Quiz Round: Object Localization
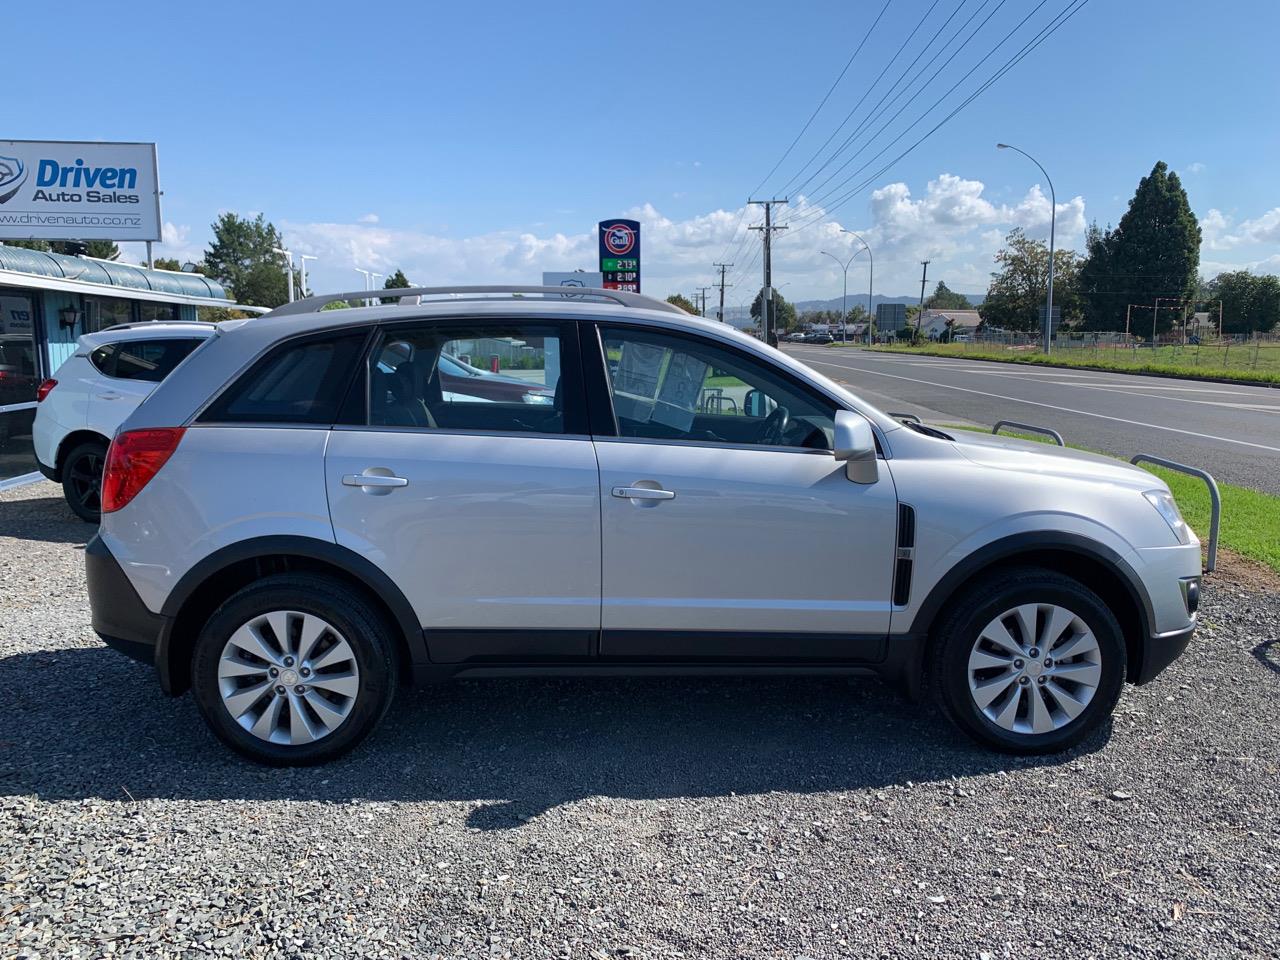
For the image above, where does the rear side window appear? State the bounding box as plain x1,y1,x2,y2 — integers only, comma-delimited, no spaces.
200,332,366,424
90,338,204,383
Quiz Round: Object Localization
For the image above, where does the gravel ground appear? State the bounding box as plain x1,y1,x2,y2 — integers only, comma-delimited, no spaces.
2,480,1278,959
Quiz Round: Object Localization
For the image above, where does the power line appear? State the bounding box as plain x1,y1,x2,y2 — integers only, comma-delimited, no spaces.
782,0,1091,237
750,0,895,198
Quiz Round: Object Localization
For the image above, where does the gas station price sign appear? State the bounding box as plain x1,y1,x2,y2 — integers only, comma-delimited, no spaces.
598,219,641,292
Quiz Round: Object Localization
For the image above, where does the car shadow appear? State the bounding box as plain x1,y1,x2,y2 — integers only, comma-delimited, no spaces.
0,492,94,545
0,645,1111,828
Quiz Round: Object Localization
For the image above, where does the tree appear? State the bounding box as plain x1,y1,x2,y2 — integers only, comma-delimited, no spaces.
666,293,697,314
1078,162,1201,332
925,281,972,310
979,228,1082,333
202,212,295,308
151,257,182,272
381,268,411,304
4,239,51,251
1206,271,1280,335
749,288,797,332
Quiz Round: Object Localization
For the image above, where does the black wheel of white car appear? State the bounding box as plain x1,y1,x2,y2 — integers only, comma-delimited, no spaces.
62,439,107,523
931,568,1126,754
191,574,399,765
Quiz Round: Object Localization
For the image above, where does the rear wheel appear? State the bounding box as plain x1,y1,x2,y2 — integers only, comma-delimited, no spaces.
930,568,1126,754
61,440,107,523
190,573,399,765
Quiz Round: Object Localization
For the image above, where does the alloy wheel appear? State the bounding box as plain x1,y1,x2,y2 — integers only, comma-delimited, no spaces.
68,450,103,512
216,610,361,745
966,603,1102,735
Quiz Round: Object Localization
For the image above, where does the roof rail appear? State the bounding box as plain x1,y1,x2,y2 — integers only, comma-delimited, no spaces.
100,320,219,332
266,285,688,318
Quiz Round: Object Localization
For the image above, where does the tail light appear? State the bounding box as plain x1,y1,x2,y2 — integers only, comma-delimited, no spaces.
101,428,186,513
36,379,58,402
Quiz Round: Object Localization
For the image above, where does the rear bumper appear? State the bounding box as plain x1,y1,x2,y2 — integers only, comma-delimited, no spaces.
1133,622,1195,685
85,533,166,666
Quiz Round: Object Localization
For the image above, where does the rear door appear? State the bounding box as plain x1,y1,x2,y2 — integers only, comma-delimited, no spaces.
324,318,602,663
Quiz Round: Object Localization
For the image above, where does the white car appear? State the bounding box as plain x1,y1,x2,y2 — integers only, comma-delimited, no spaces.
84,286,1201,764
34,322,214,521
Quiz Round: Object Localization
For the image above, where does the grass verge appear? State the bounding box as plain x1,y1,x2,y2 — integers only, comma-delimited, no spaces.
843,342,1280,386
942,424,1280,573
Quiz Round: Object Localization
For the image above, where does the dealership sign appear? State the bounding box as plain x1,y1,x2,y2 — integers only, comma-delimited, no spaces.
0,140,162,242
598,218,640,293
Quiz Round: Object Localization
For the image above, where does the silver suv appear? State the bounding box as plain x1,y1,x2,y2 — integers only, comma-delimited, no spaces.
85,287,1201,764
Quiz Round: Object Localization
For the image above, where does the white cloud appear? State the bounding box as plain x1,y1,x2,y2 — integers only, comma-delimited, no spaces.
358,213,379,224
1187,161,1206,174
1200,207,1280,251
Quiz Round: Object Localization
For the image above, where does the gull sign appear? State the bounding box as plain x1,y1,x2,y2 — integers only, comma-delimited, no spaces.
0,140,162,242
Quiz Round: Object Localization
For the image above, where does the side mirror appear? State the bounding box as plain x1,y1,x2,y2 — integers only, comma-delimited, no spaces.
833,410,878,484
743,389,776,419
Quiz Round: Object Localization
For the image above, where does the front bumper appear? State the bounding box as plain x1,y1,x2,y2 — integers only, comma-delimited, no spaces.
85,534,166,666
1134,622,1195,684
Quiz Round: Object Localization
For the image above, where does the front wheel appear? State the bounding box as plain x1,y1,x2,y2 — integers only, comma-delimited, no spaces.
190,573,399,765
930,568,1126,754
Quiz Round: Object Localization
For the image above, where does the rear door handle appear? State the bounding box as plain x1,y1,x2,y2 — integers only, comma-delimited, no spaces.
97,392,122,400
612,485,676,501
342,473,409,488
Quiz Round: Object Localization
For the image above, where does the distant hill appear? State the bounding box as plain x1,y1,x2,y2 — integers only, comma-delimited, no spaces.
791,293,985,313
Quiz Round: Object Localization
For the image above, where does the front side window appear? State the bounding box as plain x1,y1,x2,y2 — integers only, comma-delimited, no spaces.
368,323,574,435
598,326,835,450
90,338,204,383
201,331,366,424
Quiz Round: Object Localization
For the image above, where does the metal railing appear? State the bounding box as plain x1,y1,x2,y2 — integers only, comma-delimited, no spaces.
1130,455,1221,573
268,285,686,317
992,420,1065,446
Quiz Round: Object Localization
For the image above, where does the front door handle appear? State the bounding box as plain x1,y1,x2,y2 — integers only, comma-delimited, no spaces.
342,472,409,489
612,485,676,501
97,392,122,400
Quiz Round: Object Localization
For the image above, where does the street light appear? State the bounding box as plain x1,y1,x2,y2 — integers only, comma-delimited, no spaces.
298,255,317,299
272,246,295,303
997,142,1056,354
840,229,874,346
355,267,372,307
820,250,857,343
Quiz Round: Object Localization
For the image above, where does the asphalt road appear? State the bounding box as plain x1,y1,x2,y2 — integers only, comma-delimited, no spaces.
786,346,1280,494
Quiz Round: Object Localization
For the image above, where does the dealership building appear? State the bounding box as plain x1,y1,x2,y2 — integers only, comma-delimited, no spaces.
0,245,238,485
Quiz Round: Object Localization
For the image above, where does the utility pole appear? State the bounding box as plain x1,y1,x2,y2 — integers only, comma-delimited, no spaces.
696,286,712,317
749,198,788,344
298,255,317,299
914,260,930,337
713,262,733,322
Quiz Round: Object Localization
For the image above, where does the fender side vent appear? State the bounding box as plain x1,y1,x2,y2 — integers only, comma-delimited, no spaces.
893,504,916,606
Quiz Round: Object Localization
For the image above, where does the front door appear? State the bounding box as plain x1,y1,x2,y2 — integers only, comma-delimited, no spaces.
592,323,898,661
325,319,601,663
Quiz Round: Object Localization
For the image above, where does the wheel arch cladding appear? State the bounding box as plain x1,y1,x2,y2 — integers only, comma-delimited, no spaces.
910,533,1152,685
157,536,423,695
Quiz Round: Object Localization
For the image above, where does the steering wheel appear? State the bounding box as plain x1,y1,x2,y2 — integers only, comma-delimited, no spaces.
760,405,791,445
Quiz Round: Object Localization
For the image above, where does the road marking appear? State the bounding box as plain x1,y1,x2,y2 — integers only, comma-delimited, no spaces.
796,349,1280,412
801,355,1280,454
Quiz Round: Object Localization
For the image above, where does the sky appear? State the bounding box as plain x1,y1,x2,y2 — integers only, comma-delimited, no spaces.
5,0,1279,307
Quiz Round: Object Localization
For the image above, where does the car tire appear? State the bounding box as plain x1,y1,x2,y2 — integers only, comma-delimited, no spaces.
190,573,400,765
61,439,108,523
929,567,1126,755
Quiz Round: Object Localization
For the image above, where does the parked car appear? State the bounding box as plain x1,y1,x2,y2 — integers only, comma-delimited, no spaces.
437,352,554,404
808,331,835,344
34,322,214,521
85,287,1201,764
